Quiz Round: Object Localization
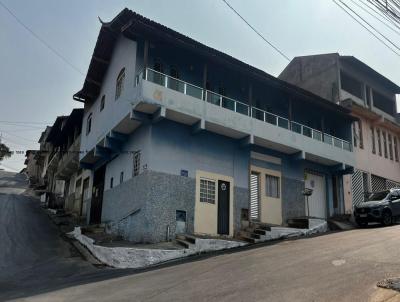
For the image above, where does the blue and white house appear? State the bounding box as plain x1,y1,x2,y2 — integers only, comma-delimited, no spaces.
74,9,355,243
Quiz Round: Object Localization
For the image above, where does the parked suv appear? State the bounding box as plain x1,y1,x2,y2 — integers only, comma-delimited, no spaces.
354,189,400,227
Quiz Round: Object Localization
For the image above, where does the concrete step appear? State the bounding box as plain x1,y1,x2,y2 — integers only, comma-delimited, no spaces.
175,238,192,249
237,235,258,244
176,234,196,244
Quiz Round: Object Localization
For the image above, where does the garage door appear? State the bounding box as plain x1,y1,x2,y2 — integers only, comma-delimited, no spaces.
305,172,326,218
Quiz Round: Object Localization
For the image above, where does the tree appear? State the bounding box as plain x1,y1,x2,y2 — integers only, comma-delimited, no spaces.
0,143,11,162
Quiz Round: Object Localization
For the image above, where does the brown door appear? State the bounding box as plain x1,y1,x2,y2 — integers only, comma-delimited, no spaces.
90,165,106,224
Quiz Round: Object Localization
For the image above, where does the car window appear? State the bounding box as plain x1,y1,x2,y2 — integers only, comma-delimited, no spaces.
366,191,389,201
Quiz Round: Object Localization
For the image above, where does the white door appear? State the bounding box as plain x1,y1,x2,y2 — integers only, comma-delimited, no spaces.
305,172,326,218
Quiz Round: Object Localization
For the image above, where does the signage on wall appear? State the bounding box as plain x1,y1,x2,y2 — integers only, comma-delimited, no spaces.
180,170,188,177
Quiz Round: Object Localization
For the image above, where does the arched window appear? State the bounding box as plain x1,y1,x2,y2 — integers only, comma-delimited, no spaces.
115,68,125,100
86,113,92,135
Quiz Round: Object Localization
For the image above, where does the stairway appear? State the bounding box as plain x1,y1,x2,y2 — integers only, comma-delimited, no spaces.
238,222,274,243
175,234,196,248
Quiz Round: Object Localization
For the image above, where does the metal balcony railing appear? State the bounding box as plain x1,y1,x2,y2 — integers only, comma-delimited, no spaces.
142,68,352,152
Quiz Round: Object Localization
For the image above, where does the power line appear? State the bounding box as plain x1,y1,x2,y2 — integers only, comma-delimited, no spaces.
0,0,84,76
339,0,400,51
1,130,38,143
352,0,400,35
221,0,290,61
0,120,49,125
332,0,400,57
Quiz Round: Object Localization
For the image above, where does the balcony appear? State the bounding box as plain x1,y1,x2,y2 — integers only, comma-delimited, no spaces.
56,136,81,179
134,68,355,167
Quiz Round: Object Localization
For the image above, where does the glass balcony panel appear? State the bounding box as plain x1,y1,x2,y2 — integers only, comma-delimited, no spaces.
323,134,333,145
186,84,203,99
265,112,277,125
147,69,165,86
252,108,264,121
334,137,342,148
236,102,249,116
206,91,221,106
343,141,351,151
167,77,185,93
291,122,302,134
313,130,322,141
222,97,235,111
303,126,312,138
278,117,289,129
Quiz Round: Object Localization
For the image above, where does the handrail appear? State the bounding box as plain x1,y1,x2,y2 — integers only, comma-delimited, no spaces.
142,68,352,152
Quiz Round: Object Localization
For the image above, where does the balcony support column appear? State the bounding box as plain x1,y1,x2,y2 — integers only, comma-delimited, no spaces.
202,63,208,100
143,40,149,78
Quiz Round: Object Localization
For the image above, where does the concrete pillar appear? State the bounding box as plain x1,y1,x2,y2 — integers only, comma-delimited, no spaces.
202,63,208,100
143,40,149,77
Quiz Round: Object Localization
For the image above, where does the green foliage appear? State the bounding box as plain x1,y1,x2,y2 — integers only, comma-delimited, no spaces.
0,143,11,162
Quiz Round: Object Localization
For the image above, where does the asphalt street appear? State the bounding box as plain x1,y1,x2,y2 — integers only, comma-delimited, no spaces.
2,171,400,301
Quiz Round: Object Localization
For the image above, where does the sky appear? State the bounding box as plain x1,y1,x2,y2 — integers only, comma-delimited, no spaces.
0,0,399,171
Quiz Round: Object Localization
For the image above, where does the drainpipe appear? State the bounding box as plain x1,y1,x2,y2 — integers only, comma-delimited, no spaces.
143,40,149,79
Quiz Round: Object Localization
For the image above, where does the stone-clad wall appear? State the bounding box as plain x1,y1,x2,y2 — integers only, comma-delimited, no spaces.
102,170,249,243
281,177,305,224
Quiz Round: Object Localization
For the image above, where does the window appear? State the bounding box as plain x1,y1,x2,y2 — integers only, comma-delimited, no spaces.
389,134,393,160
377,129,382,156
200,178,216,204
100,95,105,111
265,174,280,198
365,85,371,107
110,177,114,189
115,68,125,100
394,137,399,162
133,151,141,177
373,90,395,116
353,120,363,149
120,171,124,184
86,113,92,135
383,131,388,158
371,126,376,154
340,71,363,99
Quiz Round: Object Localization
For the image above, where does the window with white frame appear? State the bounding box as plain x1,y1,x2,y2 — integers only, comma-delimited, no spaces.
265,174,280,198
115,68,125,100
200,178,216,204
133,151,141,177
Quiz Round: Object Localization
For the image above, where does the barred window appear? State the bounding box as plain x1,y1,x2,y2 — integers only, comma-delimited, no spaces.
133,151,141,177
371,126,376,154
266,174,280,198
377,129,382,156
383,131,388,158
115,68,125,100
395,137,399,162
389,134,393,160
200,178,216,204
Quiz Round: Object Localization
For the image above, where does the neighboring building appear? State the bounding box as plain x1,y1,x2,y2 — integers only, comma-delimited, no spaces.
39,109,90,214
73,9,355,243
33,126,52,192
279,53,400,213
24,150,39,186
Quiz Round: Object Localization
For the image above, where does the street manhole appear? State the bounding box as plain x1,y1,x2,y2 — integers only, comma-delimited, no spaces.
377,278,400,292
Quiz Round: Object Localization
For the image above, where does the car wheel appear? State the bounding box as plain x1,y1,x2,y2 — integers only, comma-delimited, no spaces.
382,211,392,226
356,221,368,228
